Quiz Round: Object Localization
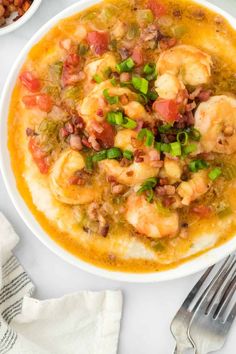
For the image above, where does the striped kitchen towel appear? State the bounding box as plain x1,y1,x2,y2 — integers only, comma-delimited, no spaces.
0,213,122,354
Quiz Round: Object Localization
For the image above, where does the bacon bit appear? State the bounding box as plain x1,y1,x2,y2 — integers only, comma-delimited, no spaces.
99,224,110,237
192,205,212,217
162,197,176,207
176,89,189,105
134,149,144,162
60,39,72,51
68,175,86,185
159,37,177,51
198,90,212,102
131,46,144,66
71,115,85,130
59,127,70,138
111,184,124,195
26,127,35,137
90,121,104,134
120,72,131,82
118,47,130,60
107,175,117,183
141,24,160,41
156,185,176,196
69,135,82,150
88,135,101,151
62,53,81,87
159,178,169,186
81,136,92,148
64,122,74,134
186,101,197,112
120,158,131,167
134,119,144,133
96,108,104,117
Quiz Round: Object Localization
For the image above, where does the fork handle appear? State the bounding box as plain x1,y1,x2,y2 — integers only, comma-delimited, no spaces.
173,345,194,354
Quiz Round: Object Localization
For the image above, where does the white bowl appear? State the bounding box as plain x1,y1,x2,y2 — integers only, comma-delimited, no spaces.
0,0,236,282
0,0,42,36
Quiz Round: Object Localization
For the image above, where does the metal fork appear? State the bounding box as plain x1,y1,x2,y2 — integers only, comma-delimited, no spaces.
171,255,236,354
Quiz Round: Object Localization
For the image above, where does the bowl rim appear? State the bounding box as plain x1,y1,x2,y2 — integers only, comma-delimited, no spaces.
1,0,236,283
0,0,42,36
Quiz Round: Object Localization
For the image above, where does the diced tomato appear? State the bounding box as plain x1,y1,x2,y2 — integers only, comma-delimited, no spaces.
22,94,53,113
153,99,179,122
87,31,109,55
19,71,41,92
147,0,166,18
62,53,81,87
28,138,50,174
131,46,144,67
192,205,212,217
93,121,115,148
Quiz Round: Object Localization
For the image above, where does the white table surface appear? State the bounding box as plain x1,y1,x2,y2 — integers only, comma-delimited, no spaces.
0,0,235,353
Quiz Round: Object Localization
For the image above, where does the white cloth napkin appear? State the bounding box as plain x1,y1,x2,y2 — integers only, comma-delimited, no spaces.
0,212,122,354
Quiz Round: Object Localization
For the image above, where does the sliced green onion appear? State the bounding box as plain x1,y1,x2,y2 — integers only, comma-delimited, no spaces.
208,167,222,181
154,142,171,153
158,124,173,133
137,128,154,147
189,128,201,141
107,111,119,125
170,142,182,156
85,156,93,172
137,177,158,202
103,67,112,79
147,90,158,101
123,150,133,160
177,131,189,146
116,58,135,73
137,93,148,104
110,77,117,86
122,117,137,129
127,22,140,40
143,63,155,75
93,74,103,83
188,159,209,173
92,150,107,162
107,147,122,159
136,9,154,25
77,43,89,56
183,144,197,155
132,76,149,94
103,89,119,105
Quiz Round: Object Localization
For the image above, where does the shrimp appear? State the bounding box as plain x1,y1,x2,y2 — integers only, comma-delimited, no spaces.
177,170,211,206
49,149,101,205
194,95,236,154
79,80,137,125
155,73,185,99
114,129,137,152
125,193,179,239
160,157,183,183
157,45,213,86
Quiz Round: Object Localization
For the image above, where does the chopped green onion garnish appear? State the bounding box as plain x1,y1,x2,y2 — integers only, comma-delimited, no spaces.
103,89,119,105
116,58,135,73
208,167,222,181
183,144,197,155
147,90,158,101
92,150,107,162
188,159,209,173
107,111,121,125
85,156,93,171
93,74,103,83
132,76,149,94
138,93,148,104
122,117,137,129
189,128,201,141
143,63,155,75
170,142,182,156
107,147,122,159
177,131,189,146
154,142,171,153
123,150,133,160
158,124,173,133
137,128,154,147
110,77,117,86
137,177,158,202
